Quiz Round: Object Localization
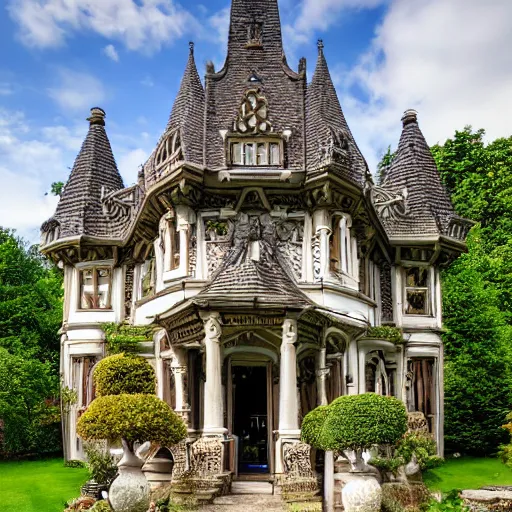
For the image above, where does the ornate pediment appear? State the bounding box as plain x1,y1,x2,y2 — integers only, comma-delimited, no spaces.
233,89,272,134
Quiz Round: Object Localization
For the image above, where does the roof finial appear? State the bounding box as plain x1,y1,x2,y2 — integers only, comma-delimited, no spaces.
189,41,195,55
317,39,324,54
87,107,106,127
402,109,418,127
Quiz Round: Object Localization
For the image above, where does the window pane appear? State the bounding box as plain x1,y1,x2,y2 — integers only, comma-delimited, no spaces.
245,143,256,165
257,143,268,165
405,289,428,315
270,143,280,165
80,269,95,309
97,269,111,309
171,228,181,271
232,143,243,164
406,267,428,287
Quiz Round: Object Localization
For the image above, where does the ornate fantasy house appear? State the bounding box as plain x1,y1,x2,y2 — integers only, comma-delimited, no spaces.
41,0,471,491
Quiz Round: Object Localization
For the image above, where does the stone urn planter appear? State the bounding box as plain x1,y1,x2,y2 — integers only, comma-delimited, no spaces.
109,440,151,512
340,450,382,512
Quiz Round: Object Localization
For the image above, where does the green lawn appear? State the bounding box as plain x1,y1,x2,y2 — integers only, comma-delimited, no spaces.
424,457,512,492
0,458,89,512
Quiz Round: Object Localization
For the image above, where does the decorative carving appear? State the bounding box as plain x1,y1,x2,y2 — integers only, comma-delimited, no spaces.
246,18,263,47
407,412,430,435
207,241,231,277
276,219,303,281
204,313,222,342
380,262,393,323
318,129,349,165
124,265,134,319
189,438,223,476
283,442,315,478
234,89,272,134
170,441,187,480
305,183,354,210
155,129,183,174
370,185,408,221
283,318,298,345
312,233,321,280
101,185,140,224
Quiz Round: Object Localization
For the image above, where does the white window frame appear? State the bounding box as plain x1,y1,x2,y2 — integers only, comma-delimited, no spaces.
228,138,283,167
403,266,431,317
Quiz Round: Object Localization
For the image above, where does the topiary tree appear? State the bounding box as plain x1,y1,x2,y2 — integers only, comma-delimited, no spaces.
93,353,156,397
320,394,407,452
77,353,187,512
77,394,187,452
301,405,330,450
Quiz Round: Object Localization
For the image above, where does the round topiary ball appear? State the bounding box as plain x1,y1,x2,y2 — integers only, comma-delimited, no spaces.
320,393,407,451
94,354,156,397
77,394,188,448
301,405,331,450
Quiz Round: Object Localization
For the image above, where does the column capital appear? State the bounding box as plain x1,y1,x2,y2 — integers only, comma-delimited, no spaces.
282,317,298,346
200,311,222,342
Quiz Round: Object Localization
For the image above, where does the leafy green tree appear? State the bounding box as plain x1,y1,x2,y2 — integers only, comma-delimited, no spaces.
377,145,395,185
49,181,65,197
0,348,60,456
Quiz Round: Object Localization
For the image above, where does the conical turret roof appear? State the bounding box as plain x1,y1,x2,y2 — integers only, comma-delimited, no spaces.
380,110,456,237
144,42,205,187
47,108,124,240
306,41,369,185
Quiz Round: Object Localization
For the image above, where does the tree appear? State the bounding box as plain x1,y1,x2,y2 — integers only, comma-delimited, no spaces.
0,348,60,456
77,354,187,454
49,181,65,197
377,146,395,185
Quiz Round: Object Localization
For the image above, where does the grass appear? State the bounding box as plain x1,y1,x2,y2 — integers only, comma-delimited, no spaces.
424,457,512,492
0,458,89,512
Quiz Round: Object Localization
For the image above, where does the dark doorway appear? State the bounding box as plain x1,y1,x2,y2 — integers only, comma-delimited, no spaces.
232,365,269,474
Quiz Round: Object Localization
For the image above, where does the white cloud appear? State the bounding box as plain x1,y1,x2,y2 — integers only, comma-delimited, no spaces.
117,148,148,186
335,0,512,172
47,69,106,112
0,83,14,96
8,0,199,53
103,44,119,62
284,0,386,47
0,109,71,240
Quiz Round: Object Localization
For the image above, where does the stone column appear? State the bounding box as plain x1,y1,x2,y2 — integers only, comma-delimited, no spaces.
316,347,329,406
170,347,190,426
318,341,334,512
313,209,332,281
279,318,299,431
201,312,225,435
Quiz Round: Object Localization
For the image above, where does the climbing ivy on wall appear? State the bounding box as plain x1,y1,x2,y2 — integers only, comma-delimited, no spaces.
102,323,156,355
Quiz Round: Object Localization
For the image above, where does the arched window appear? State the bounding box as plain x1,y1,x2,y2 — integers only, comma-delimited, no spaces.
155,129,182,169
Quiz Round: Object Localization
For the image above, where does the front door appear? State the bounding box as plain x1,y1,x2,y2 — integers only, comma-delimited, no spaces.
232,365,269,474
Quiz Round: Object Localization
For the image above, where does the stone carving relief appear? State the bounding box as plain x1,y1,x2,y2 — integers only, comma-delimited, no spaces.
189,437,223,477
370,185,408,221
319,128,350,165
283,442,315,478
124,265,134,319
275,219,304,281
101,185,140,225
170,441,188,480
312,233,322,280
407,411,430,435
233,89,272,134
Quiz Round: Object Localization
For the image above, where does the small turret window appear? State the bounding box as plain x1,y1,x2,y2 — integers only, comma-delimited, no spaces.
230,140,281,166
404,267,429,315
79,267,112,310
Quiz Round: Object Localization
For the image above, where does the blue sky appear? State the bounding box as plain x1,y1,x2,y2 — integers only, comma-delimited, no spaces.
1,0,511,242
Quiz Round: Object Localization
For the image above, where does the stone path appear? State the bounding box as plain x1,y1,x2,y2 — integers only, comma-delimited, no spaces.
199,482,286,512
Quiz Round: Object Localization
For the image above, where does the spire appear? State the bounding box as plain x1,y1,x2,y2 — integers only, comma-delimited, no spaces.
227,0,283,58
50,108,124,239
306,40,368,185
381,110,455,236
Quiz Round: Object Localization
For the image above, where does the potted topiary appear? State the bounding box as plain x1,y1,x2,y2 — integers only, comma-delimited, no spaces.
302,393,408,512
77,354,187,512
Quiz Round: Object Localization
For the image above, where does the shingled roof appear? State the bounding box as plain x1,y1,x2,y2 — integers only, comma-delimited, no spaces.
204,0,306,171
380,110,456,237
306,41,369,185
144,42,205,187
195,243,311,309
44,108,124,240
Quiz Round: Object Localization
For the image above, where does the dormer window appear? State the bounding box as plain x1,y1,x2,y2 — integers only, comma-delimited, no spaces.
404,267,429,315
230,140,282,166
155,129,182,169
79,267,112,310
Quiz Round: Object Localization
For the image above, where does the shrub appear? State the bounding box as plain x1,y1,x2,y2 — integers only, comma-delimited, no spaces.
381,482,431,512
77,394,187,450
84,442,117,486
301,405,330,450
93,354,156,397
366,326,404,345
102,323,155,355
320,393,407,452
90,501,112,511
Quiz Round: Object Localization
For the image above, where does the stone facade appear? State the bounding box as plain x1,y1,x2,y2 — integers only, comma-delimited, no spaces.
40,0,470,500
